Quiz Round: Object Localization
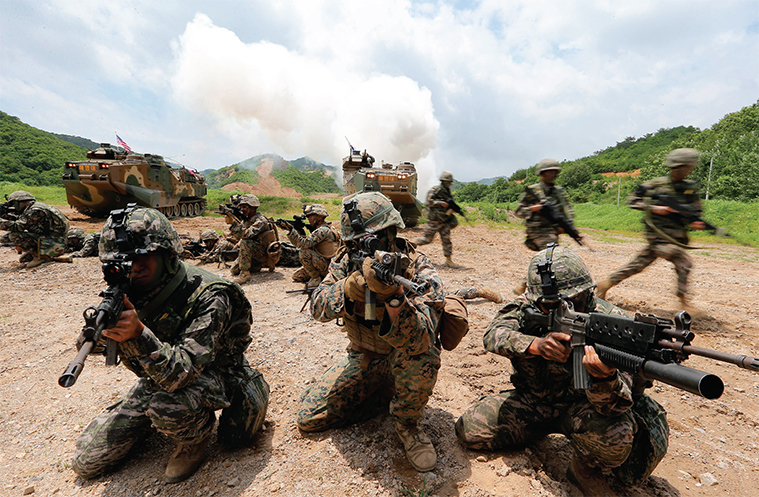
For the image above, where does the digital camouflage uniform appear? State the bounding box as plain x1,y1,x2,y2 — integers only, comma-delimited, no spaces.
72,208,269,479
0,196,70,258
230,211,277,273
455,247,668,486
415,181,458,257
66,227,87,253
605,175,700,298
288,222,341,283
71,232,102,258
516,180,574,251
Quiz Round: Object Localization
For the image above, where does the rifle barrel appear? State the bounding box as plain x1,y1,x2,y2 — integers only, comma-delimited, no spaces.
658,341,759,372
58,342,93,387
641,361,724,399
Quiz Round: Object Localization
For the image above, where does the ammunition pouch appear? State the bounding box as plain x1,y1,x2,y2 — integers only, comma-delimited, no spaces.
437,294,469,351
260,227,281,268
344,314,393,355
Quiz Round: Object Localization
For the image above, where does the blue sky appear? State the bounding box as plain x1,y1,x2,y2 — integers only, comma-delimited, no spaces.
1,0,757,194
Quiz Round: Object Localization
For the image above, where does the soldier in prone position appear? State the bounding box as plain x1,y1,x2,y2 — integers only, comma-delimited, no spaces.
0,190,71,267
455,246,669,495
277,203,341,288
71,207,269,483
297,192,445,472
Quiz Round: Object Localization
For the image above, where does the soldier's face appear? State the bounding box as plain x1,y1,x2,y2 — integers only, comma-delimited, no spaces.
130,252,163,288
240,204,257,217
541,171,558,184
671,164,695,181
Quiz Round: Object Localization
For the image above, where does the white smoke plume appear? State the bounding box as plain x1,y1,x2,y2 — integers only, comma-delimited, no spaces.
171,14,440,195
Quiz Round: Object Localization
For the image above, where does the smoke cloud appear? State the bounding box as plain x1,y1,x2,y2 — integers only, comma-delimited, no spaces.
171,14,440,194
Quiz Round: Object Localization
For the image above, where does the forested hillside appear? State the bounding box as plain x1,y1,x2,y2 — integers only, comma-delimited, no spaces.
455,101,759,204
0,111,88,185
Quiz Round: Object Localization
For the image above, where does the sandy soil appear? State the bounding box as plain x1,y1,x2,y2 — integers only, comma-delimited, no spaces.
1,208,757,497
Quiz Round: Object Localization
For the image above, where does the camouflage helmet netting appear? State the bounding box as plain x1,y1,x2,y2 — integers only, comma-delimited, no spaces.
439,171,454,182
99,207,184,260
200,229,220,241
8,190,36,203
526,246,595,301
340,192,405,241
536,159,561,175
66,227,87,241
665,148,700,168
304,204,328,217
238,194,260,207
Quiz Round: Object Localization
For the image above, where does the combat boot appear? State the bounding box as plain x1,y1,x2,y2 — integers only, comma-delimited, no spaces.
26,255,51,269
475,287,503,303
679,296,707,319
567,458,616,497
412,237,427,246
165,437,209,483
512,281,526,295
444,256,460,268
53,254,74,263
233,270,251,285
19,252,34,264
595,279,615,300
396,422,436,472
230,261,241,276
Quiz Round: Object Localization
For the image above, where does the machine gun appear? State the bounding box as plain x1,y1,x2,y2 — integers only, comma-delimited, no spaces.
648,191,729,237
343,198,426,321
276,214,310,236
522,244,758,399
444,196,466,219
539,198,584,246
58,258,131,387
286,285,316,312
180,235,207,258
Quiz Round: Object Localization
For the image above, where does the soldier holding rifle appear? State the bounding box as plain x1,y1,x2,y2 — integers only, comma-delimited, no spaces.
414,171,463,268
297,192,445,472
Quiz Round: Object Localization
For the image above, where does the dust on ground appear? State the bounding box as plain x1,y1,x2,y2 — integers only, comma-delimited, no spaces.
1,207,758,497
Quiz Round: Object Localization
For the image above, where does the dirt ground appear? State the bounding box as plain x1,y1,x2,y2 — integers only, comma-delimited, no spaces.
1,207,757,497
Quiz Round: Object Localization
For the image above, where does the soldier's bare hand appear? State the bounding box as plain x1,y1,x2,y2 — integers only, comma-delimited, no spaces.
529,332,571,362
582,345,617,379
690,221,706,230
530,204,543,213
440,201,449,209
103,295,145,342
651,205,675,216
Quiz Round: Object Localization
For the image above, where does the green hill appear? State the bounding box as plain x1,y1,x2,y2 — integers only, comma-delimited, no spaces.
0,111,89,186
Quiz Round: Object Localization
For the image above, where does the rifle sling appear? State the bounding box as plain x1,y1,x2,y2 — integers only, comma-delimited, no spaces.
136,263,188,321
644,214,702,250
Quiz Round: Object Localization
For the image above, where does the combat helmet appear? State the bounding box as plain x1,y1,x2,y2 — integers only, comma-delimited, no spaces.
440,171,454,182
340,192,404,241
200,229,220,241
304,204,328,217
238,194,260,207
66,227,87,243
535,158,561,175
526,245,595,302
665,148,700,168
99,205,183,261
6,190,36,210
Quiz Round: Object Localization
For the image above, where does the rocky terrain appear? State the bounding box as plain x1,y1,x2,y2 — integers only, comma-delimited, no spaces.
1,207,757,497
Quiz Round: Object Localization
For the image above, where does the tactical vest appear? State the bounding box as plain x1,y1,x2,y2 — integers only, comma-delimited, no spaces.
135,263,252,365
313,223,341,258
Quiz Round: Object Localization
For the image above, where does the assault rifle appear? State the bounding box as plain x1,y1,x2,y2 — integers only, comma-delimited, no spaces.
180,236,207,258
59,258,131,387
522,244,758,399
276,214,310,236
0,195,18,220
444,197,466,218
215,194,244,221
344,198,426,321
286,285,316,312
648,191,729,237
539,198,584,246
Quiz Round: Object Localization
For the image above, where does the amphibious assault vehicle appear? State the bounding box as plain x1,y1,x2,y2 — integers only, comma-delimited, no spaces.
62,144,208,218
342,148,425,227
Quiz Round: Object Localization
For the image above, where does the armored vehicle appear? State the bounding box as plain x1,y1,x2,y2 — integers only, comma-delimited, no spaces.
342,149,424,227
62,143,208,218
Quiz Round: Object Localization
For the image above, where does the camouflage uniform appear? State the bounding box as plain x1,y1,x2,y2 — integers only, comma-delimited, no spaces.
605,174,700,298
415,176,458,257
66,227,87,252
288,222,341,282
298,193,445,434
71,232,101,258
199,235,238,265
72,207,269,480
230,211,277,273
455,246,668,485
516,179,574,251
0,193,70,258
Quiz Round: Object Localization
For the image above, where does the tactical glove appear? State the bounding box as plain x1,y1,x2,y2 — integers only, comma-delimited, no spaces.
362,257,400,301
344,271,368,302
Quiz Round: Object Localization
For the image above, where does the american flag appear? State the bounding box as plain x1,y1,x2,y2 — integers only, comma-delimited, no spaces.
115,133,132,153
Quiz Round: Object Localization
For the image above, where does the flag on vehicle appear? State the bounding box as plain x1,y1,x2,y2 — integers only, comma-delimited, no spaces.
115,133,132,153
